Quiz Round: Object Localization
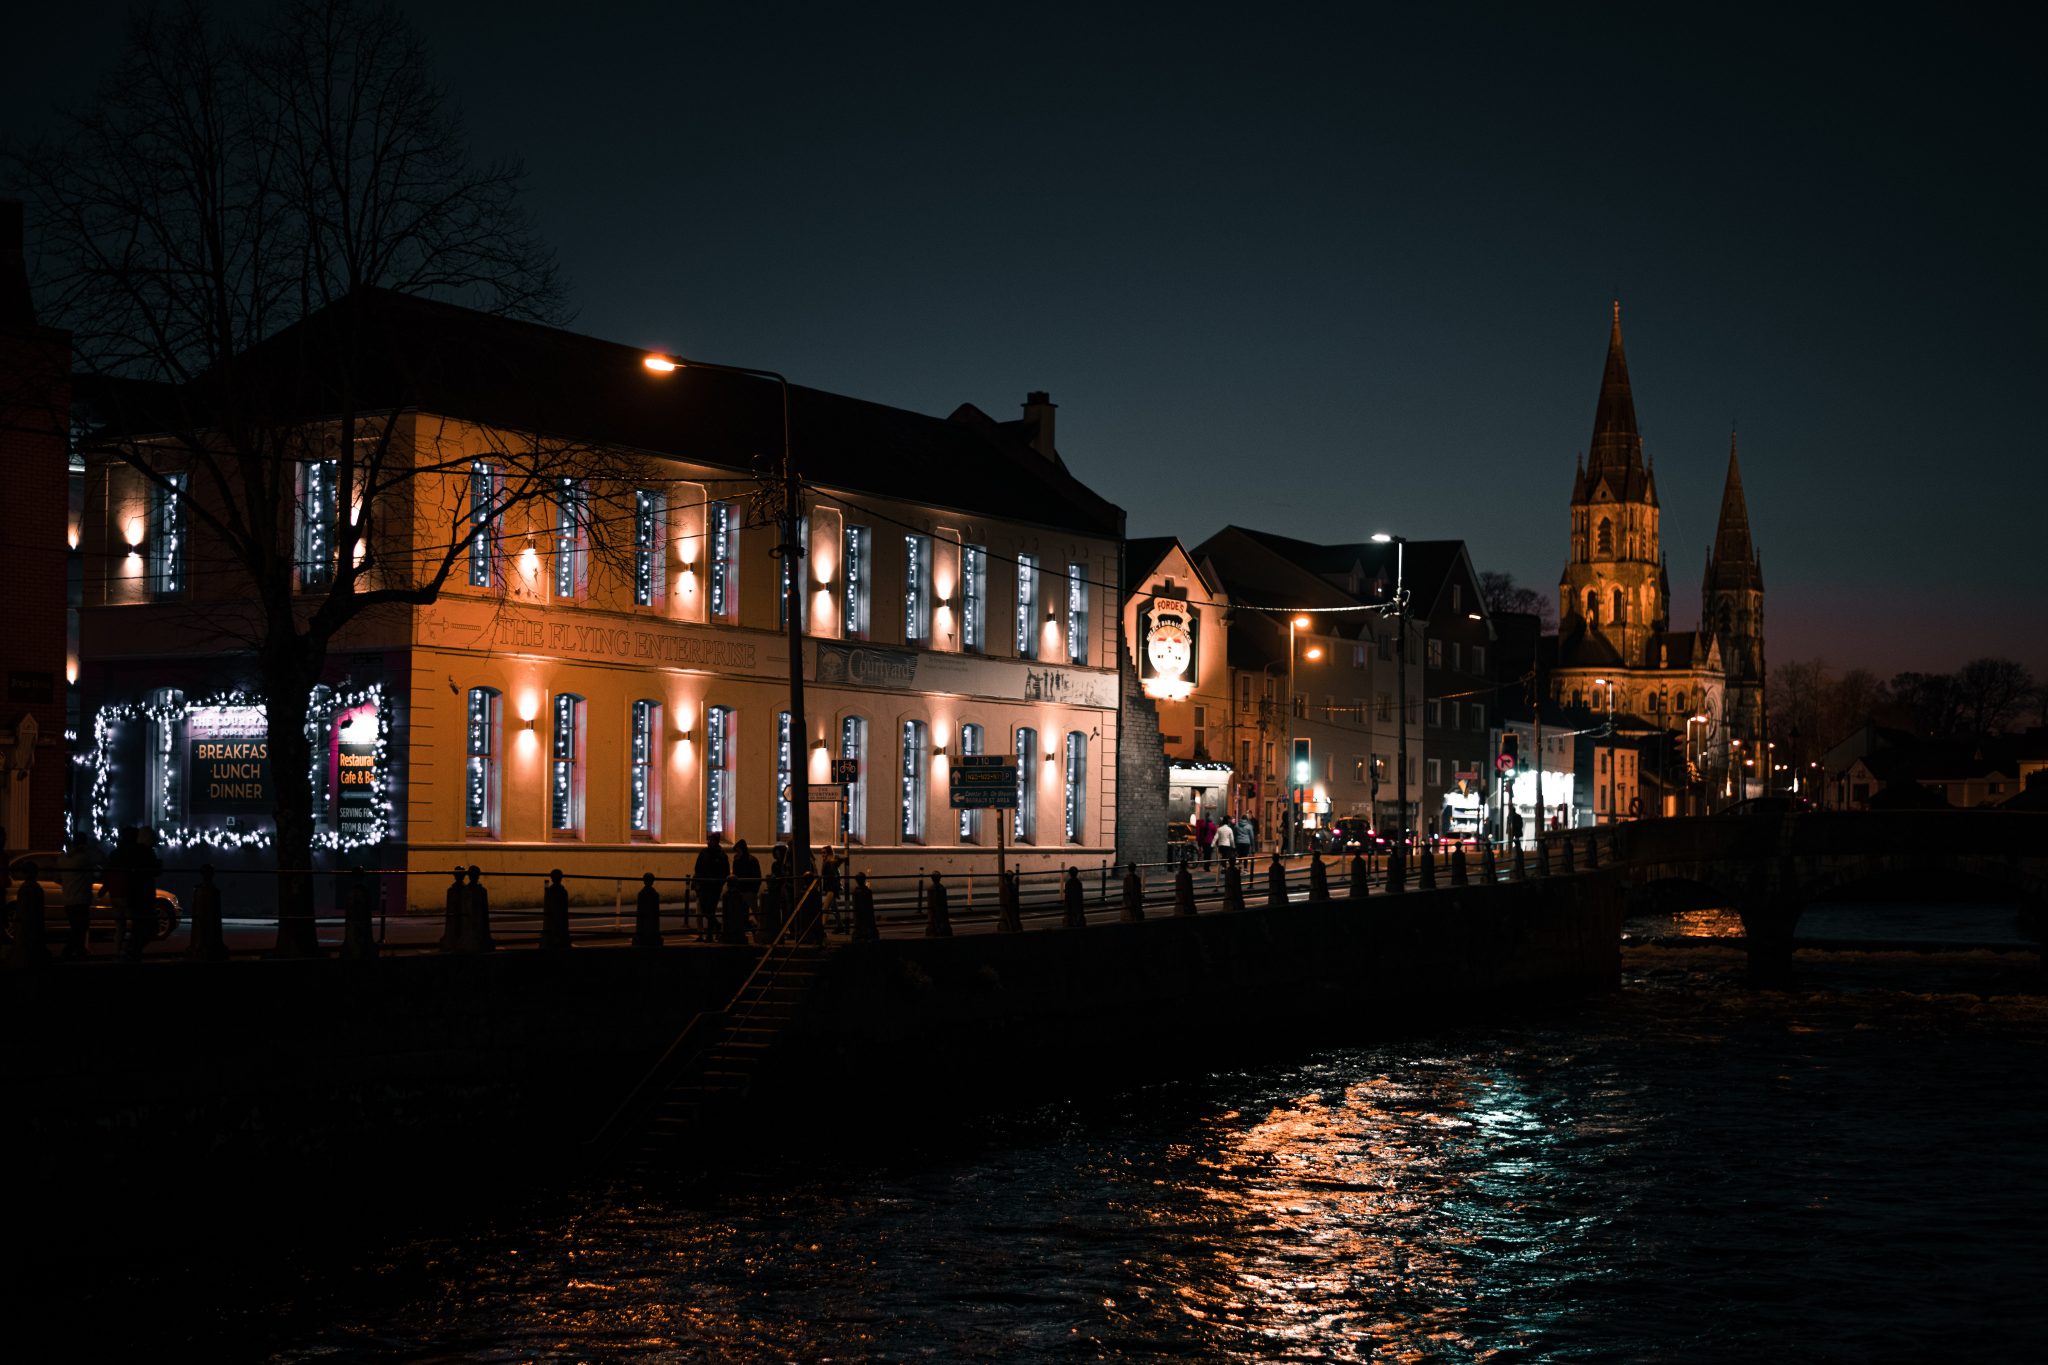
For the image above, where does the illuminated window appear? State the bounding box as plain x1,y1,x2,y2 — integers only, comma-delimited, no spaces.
553,479,588,600
841,716,868,843
958,723,983,841
296,459,337,589
1585,589,1598,619
1015,555,1038,658
465,687,500,836
1063,731,1086,843
705,705,735,836
147,472,187,598
1426,638,1444,669
633,490,666,606
709,502,739,623
901,719,928,843
550,693,586,834
842,525,871,638
776,710,793,838
1065,562,1090,664
1013,726,1037,842
468,461,497,587
779,516,810,630
904,534,932,644
961,545,987,652
630,699,661,836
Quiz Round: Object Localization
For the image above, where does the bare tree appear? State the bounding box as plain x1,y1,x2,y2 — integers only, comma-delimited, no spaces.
1954,657,2036,737
8,1,631,952
1479,570,1556,630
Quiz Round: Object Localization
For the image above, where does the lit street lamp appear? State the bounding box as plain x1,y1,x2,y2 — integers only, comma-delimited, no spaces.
643,351,813,879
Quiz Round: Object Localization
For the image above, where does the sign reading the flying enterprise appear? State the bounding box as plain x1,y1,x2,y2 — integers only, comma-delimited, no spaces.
949,753,1019,809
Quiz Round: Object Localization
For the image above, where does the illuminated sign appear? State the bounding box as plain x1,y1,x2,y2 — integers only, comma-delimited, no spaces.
186,704,271,812
1139,596,1199,700
334,703,381,843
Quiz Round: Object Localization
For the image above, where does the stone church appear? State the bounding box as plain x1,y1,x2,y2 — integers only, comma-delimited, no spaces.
1551,305,1766,766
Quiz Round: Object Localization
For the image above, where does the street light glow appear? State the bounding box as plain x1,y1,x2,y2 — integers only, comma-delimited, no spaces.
1292,615,1312,629
1370,533,1392,543
642,354,679,372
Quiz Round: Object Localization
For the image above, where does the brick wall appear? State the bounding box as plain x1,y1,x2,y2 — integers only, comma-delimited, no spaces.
1115,617,1167,867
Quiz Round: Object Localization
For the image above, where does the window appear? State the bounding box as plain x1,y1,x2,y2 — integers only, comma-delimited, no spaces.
465,687,500,836
552,479,588,599
468,461,497,587
634,490,666,606
1015,554,1038,658
1426,757,1441,786
1472,645,1486,675
147,472,187,597
1426,638,1444,668
1449,642,1461,671
297,459,338,589
1428,699,1442,727
1597,518,1613,554
1377,693,1391,722
961,545,988,652
1612,589,1626,623
1353,755,1366,782
1451,584,1462,612
1353,642,1366,668
1065,561,1090,664
843,525,871,638
710,502,739,623
1377,633,1393,662
631,699,661,836
1014,726,1037,842
958,723,984,841
550,693,586,834
904,534,932,643
901,720,928,843
1238,674,1252,708
841,716,868,843
779,515,810,630
1447,700,1459,729
706,705,735,836
1064,731,1086,843
1193,704,1208,757
777,711,793,838
1585,589,1598,619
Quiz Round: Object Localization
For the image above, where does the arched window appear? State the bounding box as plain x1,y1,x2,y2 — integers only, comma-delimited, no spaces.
901,719,928,843
841,716,868,843
1585,589,1599,619
958,723,984,841
1597,518,1613,555
1014,726,1038,842
465,687,501,837
1612,589,1626,623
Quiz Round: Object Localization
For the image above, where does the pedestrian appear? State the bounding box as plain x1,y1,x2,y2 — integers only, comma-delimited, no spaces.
821,848,843,933
1234,813,1255,857
761,844,790,942
633,872,663,948
4,862,47,967
462,865,495,952
440,866,466,951
1061,867,1087,929
1508,807,1524,846
924,871,952,937
58,844,92,958
186,864,228,962
691,832,729,941
850,871,878,941
1213,817,1237,869
1121,863,1145,922
730,838,762,938
121,827,161,961
540,869,570,951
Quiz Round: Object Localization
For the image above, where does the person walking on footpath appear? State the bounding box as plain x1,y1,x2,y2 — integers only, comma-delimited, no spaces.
820,848,843,933
439,866,467,951
924,871,952,937
1213,817,1236,870
540,869,571,952
691,833,729,941
730,839,763,940
1195,813,1216,864
461,865,495,952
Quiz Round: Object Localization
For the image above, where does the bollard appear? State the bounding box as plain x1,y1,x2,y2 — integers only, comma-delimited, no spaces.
1585,831,1601,869
1561,837,1577,875
1308,855,1330,903
850,871,879,941
1419,847,1438,891
1061,867,1087,929
1387,847,1407,894
1482,841,1498,883
1223,859,1247,912
997,868,1023,932
186,863,228,962
1266,854,1287,909
1349,854,1368,899
633,872,663,948
1451,847,1469,886
1174,863,1197,916
440,866,466,951
462,866,496,952
1121,863,1145,922
341,865,377,961
4,865,48,968
925,871,953,937
1512,839,1528,881
540,869,571,951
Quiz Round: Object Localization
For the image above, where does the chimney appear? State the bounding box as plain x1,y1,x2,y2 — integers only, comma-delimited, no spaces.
1,199,37,329
1022,390,1056,460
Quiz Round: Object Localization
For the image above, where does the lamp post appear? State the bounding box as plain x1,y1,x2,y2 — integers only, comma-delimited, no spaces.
1687,713,1709,815
1284,614,1315,852
1370,534,1409,850
643,352,813,877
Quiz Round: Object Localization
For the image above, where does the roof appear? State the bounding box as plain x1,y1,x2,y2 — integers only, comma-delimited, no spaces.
1205,525,1485,628
1578,303,1655,505
84,288,1125,540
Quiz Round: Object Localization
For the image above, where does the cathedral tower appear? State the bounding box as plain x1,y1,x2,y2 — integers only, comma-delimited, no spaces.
1559,303,1668,667
1703,434,1766,742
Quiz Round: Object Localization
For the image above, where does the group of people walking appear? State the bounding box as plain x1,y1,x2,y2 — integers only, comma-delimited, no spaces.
1185,812,1256,867
1,824,165,964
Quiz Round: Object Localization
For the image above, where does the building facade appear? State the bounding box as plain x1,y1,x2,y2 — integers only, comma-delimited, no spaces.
76,293,1126,906
1121,538,1234,832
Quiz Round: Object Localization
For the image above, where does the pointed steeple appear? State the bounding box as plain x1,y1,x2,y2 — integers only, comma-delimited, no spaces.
1587,299,1644,478
1704,432,1762,591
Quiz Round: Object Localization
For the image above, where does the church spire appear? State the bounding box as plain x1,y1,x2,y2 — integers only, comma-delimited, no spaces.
1587,299,1644,478
1704,431,1762,591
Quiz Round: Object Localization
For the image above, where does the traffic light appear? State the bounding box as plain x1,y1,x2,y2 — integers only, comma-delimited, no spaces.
1291,737,1312,787
1501,732,1520,766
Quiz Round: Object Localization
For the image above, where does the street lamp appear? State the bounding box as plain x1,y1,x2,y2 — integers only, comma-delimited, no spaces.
1286,613,1313,853
643,351,813,879
1687,713,1709,815
1371,534,1409,849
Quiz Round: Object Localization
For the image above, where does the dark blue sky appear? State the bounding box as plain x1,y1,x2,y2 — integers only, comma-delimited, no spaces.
9,3,2042,676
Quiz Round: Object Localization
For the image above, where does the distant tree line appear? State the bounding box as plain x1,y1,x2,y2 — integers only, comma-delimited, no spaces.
1772,656,2042,754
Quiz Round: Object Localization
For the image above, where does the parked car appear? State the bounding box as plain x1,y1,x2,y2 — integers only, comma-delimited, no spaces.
5,853,182,942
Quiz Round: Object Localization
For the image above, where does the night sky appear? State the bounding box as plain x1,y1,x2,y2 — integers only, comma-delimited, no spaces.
7,3,2042,677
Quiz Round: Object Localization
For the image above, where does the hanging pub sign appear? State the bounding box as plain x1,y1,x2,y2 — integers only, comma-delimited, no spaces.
1139,596,1199,700
186,703,272,813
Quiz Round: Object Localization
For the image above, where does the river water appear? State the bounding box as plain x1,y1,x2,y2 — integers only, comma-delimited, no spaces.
88,905,2048,1360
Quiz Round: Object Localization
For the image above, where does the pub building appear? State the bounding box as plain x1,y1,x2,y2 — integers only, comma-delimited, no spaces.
76,292,1126,909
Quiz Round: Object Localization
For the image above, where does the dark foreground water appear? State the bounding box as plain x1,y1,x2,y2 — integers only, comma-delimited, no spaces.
61,907,2048,1361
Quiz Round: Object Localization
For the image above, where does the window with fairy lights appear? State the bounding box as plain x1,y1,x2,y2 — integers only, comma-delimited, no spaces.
842,525,871,639
900,719,927,843
633,489,666,607
957,722,983,841
1013,725,1037,843
1014,554,1038,659
709,502,739,623
553,479,588,600
550,693,586,835
903,533,932,645
1064,731,1087,843
466,687,501,837
468,461,498,587
705,705,735,836
146,472,187,599
961,545,987,652
841,715,868,844
1065,561,1090,664
776,710,794,838
630,699,662,837
296,459,338,590
779,515,809,630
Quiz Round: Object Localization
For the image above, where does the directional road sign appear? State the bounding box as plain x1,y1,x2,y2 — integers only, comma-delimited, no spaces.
949,757,1018,809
